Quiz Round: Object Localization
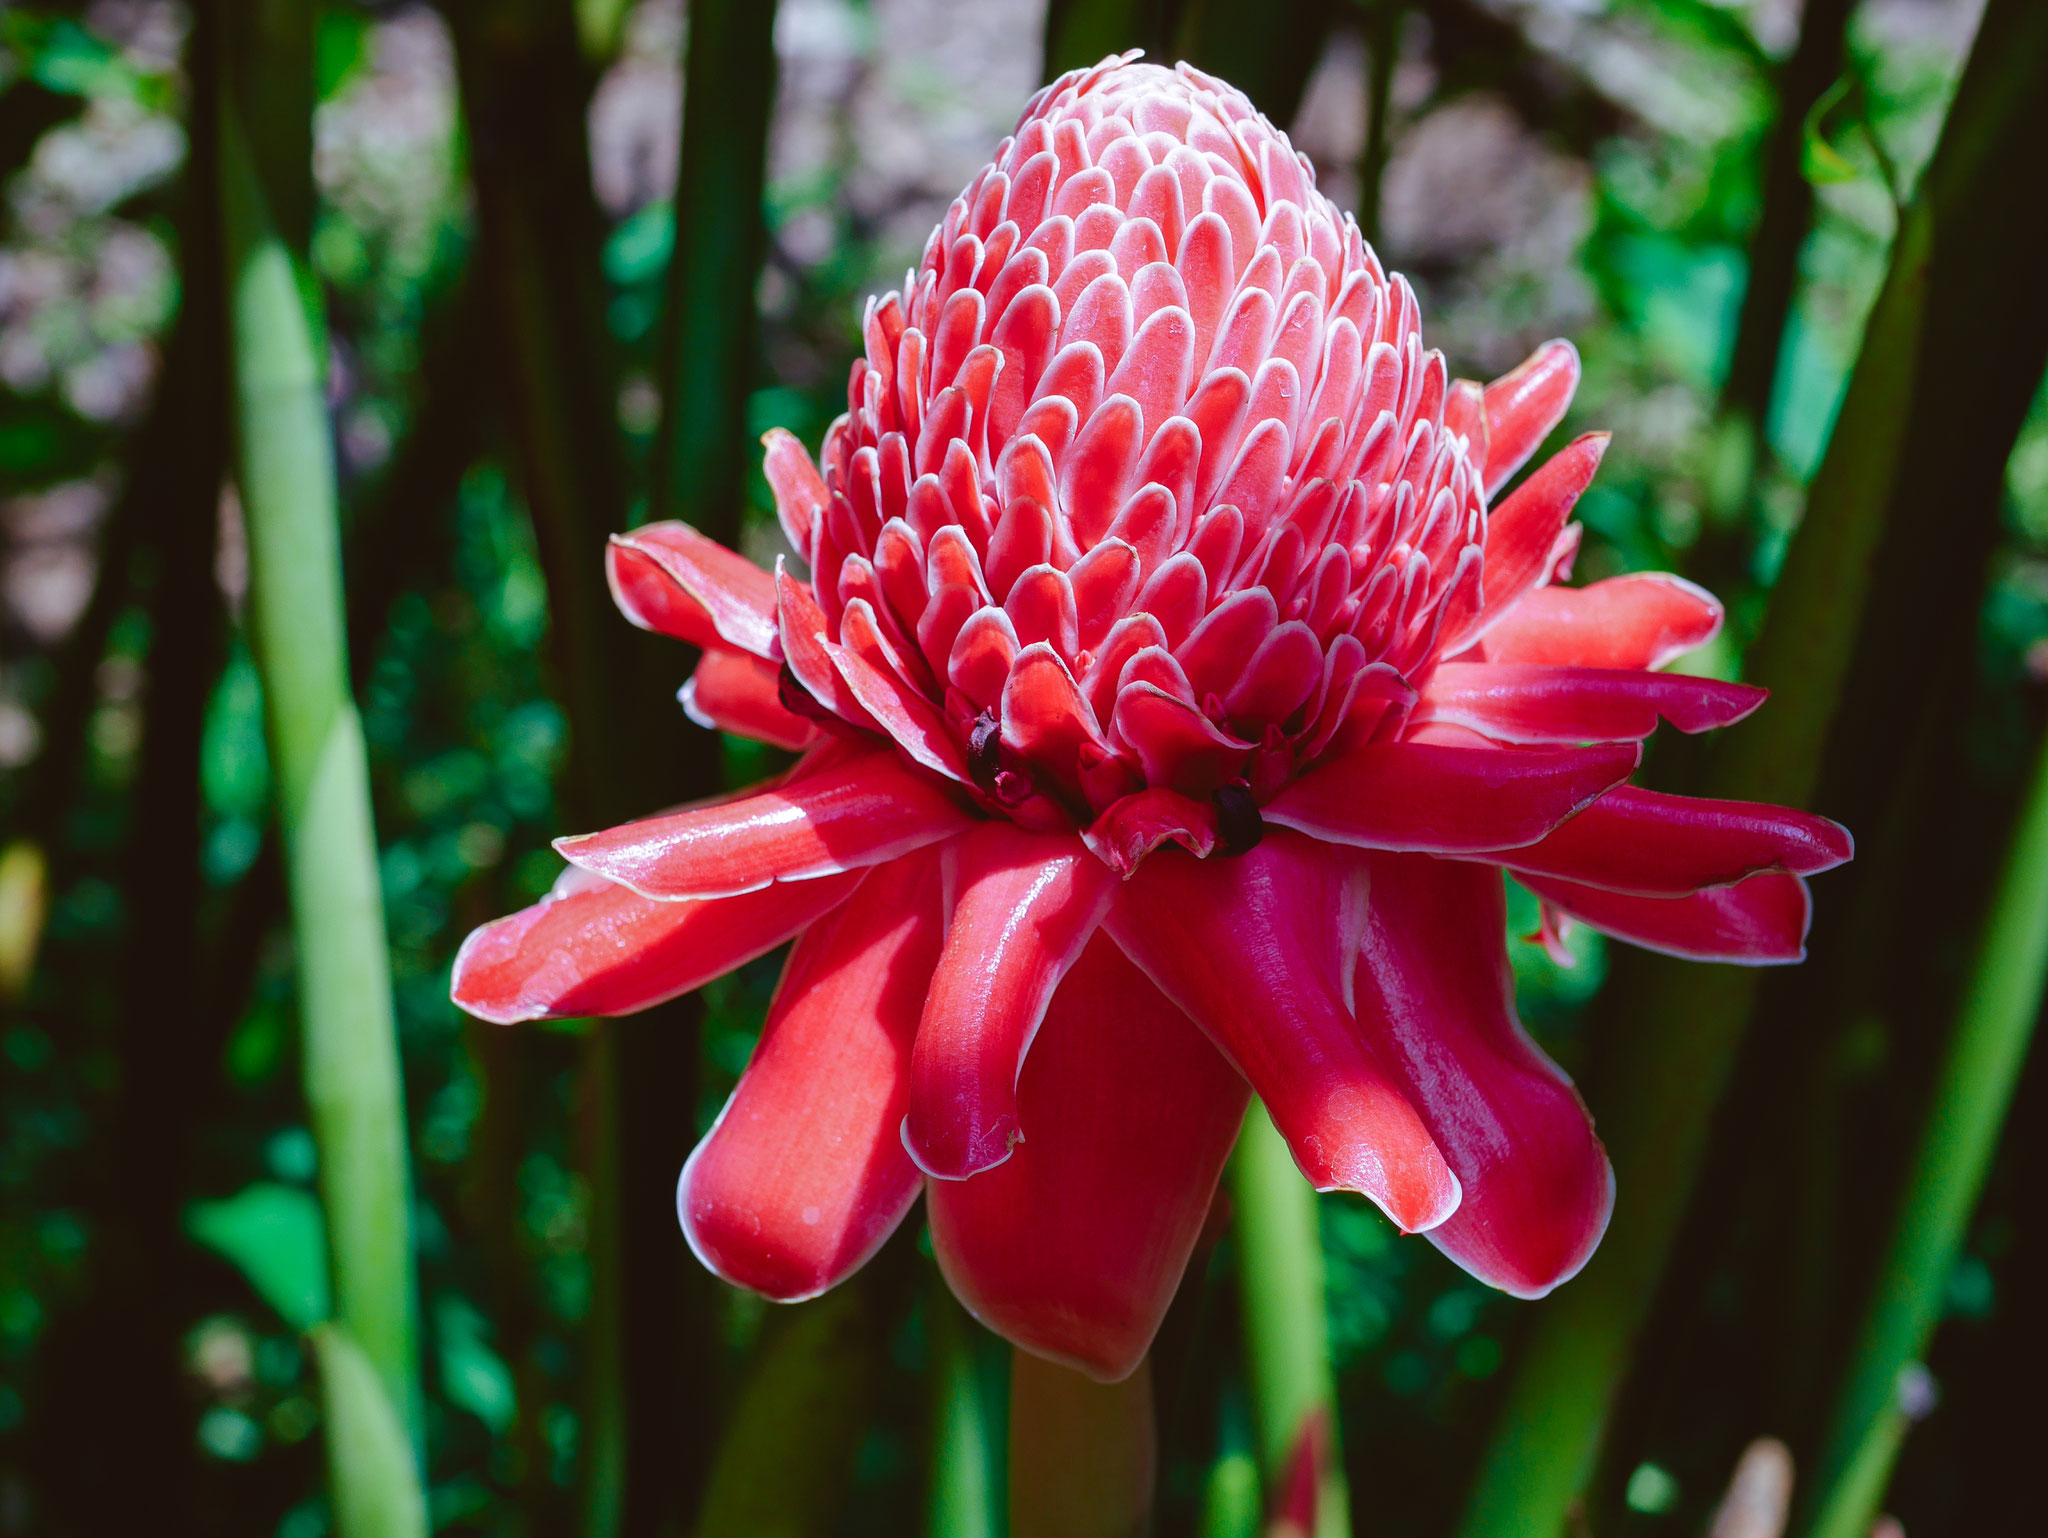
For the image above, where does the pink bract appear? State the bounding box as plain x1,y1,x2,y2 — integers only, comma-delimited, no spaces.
453,57,1850,1381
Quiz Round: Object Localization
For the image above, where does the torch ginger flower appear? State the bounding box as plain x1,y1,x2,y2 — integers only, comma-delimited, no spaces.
452,57,1850,1381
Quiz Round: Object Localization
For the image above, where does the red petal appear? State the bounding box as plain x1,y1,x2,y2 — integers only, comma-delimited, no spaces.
1110,682,1254,796
762,429,827,556
1414,664,1765,745
1081,786,1220,875
1480,339,1579,499
927,936,1248,1379
555,751,972,900
1063,396,1145,548
1519,869,1813,963
680,647,821,752
1502,786,1852,895
1265,740,1639,854
1003,643,1112,780
1475,432,1606,623
823,617,974,785
607,523,779,658
1476,573,1724,671
451,864,860,1025
906,825,1117,1179
777,562,875,727
1104,833,1461,1230
1352,855,1612,1297
679,851,944,1300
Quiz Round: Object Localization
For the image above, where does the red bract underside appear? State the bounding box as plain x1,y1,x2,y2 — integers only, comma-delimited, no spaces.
451,56,1851,1380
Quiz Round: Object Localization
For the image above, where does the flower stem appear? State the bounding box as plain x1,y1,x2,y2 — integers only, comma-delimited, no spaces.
218,37,421,1499
1228,1103,1349,1538
652,0,780,543
1800,726,2048,1538
1009,1350,1155,1538
929,1288,1000,1538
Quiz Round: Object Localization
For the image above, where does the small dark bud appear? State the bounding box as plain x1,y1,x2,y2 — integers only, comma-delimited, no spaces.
1212,782,1264,856
967,711,1004,789
968,711,1035,808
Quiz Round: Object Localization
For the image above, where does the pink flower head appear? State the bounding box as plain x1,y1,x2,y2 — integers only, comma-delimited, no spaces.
453,58,1851,1381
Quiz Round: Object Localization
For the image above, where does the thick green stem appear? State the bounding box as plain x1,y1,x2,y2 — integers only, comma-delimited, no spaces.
1228,1103,1348,1538
1801,728,2048,1537
929,1289,1000,1538
690,1288,877,1537
652,0,779,544
1454,6,2048,1534
1009,1350,1155,1538
219,87,421,1482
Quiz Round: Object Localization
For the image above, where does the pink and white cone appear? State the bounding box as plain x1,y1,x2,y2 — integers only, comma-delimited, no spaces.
453,57,1850,1380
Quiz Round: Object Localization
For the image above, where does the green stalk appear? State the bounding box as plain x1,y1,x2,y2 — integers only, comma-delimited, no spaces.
1228,1104,1349,1538
651,0,780,544
219,85,421,1464
929,1289,1000,1538
1009,1349,1155,1538
691,1288,877,1537
1455,6,2048,1534
310,1325,428,1538
1356,1,1401,246
1801,727,2048,1538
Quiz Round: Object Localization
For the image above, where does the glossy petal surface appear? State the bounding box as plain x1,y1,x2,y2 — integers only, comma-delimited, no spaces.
928,937,1248,1380
452,865,860,1025
1522,869,1814,963
1502,786,1853,895
1477,574,1723,670
680,647,822,751
680,853,943,1300
907,825,1118,1178
555,751,973,900
1105,832,1461,1230
1265,741,1639,853
607,522,780,658
1415,664,1764,745
1353,856,1611,1296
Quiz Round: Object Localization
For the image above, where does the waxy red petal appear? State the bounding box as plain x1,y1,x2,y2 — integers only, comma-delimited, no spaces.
1475,433,1607,624
906,825,1118,1179
1478,573,1723,671
1352,855,1612,1297
607,522,779,658
1105,833,1462,1230
762,428,828,555
1414,664,1765,745
1520,869,1814,963
777,561,876,726
451,865,860,1025
680,647,821,752
1081,786,1219,874
1479,339,1580,498
1264,740,1639,854
1502,786,1853,896
554,751,973,900
927,936,1248,1380
679,852,944,1300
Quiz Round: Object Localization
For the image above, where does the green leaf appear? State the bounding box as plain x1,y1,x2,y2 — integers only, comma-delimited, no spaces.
434,1296,516,1435
1802,76,1863,185
186,1182,331,1331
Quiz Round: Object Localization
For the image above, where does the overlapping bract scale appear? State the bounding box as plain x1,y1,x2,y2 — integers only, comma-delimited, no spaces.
779,59,1500,814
